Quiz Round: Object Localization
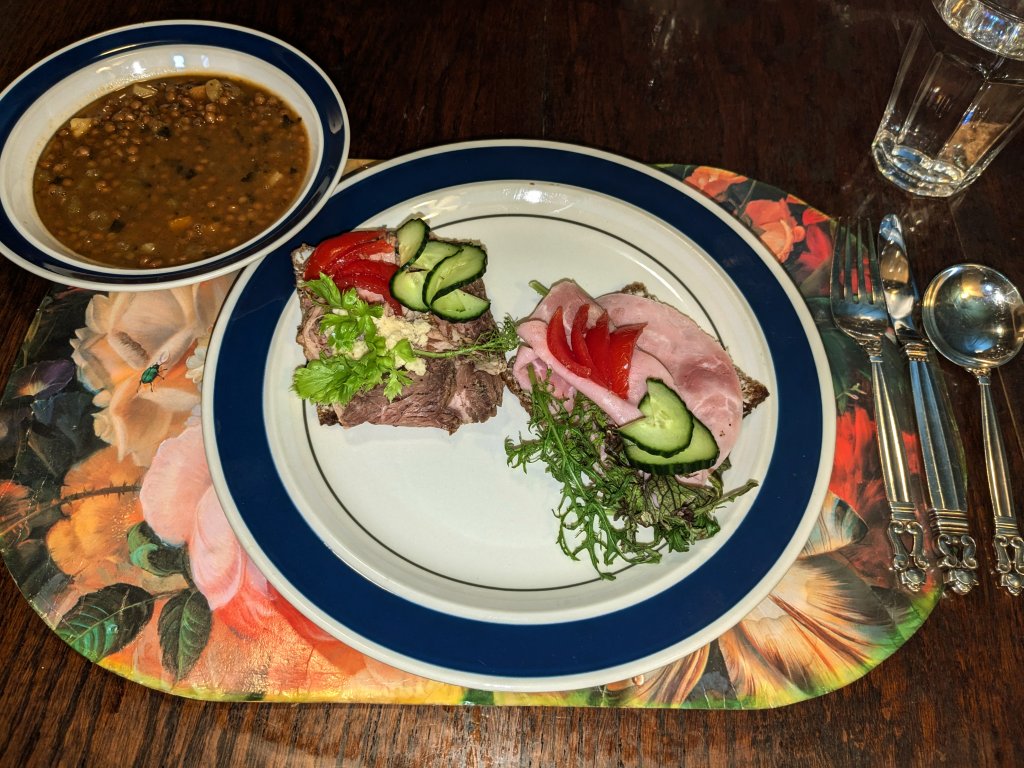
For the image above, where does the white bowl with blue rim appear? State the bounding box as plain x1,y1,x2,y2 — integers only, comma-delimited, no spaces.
0,20,349,291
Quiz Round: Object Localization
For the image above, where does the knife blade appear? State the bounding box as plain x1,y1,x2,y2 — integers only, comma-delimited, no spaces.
878,214,979,595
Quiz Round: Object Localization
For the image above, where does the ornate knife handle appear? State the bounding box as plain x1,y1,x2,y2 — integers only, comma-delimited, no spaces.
978,374,1024,596
931,512,979,596
871,350,929,591
906,344,979,595
886,503,929,592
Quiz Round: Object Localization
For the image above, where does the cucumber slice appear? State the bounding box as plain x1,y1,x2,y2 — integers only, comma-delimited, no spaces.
429,288,491,322
422,245,487,306
389,269,429,311
618,379,694,457
407,240,462,271
396,218,429,266
624,418,720,475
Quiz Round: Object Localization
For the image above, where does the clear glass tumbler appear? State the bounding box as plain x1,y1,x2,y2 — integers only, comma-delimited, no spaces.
872,0,1024,197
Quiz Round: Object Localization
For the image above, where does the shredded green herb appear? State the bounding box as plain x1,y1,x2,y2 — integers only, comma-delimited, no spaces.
504,373,758,579
292,275,519,407
415,316,520,360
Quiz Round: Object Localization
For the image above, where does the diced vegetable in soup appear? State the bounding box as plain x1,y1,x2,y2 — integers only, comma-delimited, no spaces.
32,76,309,268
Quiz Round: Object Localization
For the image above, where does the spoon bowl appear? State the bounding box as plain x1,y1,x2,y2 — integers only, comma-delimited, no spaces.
922,263,1024,372
922,262,1024,596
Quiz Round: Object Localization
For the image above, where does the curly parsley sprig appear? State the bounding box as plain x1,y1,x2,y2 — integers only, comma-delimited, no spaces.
505,372,758,579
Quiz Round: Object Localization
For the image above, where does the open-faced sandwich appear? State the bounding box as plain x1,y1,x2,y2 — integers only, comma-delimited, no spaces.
291,219,767,578
505,278,768,575
291,218,514,433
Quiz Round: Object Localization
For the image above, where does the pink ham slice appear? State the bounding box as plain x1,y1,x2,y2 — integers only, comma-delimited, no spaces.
521,279,597,325
514,280,677,423
511,280,744,482
513,318,673,425
597,291,743,475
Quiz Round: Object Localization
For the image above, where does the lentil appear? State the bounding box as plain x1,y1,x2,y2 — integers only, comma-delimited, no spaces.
33,76,309,268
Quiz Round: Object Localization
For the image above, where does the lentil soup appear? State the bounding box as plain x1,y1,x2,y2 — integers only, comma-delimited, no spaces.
32,75,309,268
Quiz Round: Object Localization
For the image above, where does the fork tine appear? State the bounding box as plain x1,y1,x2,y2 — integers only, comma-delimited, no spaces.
845,217,858,303
852,218,867,304
864,217,884,306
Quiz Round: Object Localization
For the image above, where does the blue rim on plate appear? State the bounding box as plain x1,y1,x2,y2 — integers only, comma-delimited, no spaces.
203,140,835,691
0,20,348,289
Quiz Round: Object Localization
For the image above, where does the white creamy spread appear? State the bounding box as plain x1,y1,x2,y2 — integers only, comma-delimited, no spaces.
373,312,432,376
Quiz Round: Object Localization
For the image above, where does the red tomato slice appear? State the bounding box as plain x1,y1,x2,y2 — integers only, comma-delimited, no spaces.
332,258,398,283
604,323,646,398
570,305,596,370
303,228,391,281
329,259,403,314
584,313,611,387
547,306,591,377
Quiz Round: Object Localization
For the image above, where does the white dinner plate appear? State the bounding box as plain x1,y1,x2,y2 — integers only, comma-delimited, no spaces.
203,140,835,691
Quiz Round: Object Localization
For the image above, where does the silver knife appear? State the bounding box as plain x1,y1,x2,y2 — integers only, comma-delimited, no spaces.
879,214,979,595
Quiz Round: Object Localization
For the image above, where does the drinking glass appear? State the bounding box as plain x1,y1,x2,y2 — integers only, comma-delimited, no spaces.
872,0,1024,197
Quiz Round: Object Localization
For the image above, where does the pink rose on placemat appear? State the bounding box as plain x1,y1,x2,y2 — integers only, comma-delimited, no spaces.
743,198,806,262
139,417,275,635
137,424,466,698
71,277,233,467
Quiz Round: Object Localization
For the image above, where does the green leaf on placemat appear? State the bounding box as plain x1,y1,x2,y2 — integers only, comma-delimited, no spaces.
24,391,106,480
17,288,95,368
461,688,495,706
4,538,69,599
127,522,185,577
158,588,211,680
55,583,154,662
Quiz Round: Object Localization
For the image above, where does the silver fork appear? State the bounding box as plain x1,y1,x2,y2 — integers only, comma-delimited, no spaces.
830,218,929,591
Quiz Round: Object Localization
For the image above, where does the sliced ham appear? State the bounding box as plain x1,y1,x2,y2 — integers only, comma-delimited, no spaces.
514,317,673,426
511,279,744,481
523,279,601,325
597,292,743,472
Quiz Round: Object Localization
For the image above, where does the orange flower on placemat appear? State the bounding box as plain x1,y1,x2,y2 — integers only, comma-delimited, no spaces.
684,166,745,199
830,406,886,520
45,446,185,604
71,277,232,467
743,198,807,262
793,219,833,293
830,402,926,585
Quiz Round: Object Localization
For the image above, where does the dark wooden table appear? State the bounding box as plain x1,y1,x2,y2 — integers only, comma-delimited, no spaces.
2,1,1023,765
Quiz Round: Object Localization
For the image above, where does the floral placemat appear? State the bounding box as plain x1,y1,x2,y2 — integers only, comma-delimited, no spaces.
0,164,942,708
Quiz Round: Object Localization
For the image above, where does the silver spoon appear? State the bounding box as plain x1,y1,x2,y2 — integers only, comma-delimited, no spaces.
922,263,1024,595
